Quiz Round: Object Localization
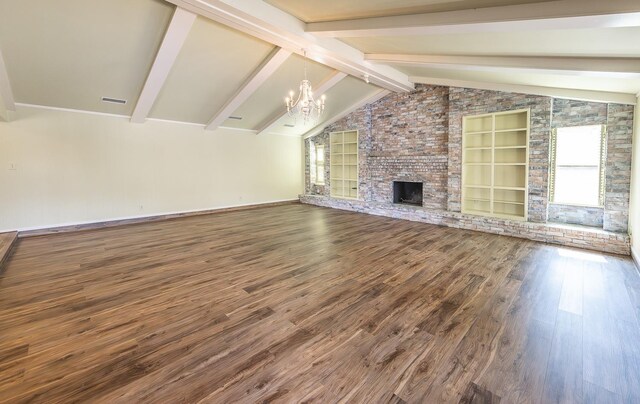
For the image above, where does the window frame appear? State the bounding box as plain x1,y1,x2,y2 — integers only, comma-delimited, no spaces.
549,125,607,208
315,144,325,185
310,142,325,186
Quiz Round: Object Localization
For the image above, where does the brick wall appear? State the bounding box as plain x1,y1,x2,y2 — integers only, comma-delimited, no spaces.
605,103,635,232
302,85,634,254
548,204,604,228
547,99,608,227
448,88,551,222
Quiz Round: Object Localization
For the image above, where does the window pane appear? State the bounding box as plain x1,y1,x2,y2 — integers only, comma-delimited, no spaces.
309,143,317,184
317,166,325,184
554,166,600,206
316,145,324,162
555,125,601,166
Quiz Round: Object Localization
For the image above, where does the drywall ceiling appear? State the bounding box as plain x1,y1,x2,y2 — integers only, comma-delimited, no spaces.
0,0,174,115
265,0,553,23
0,0,637,135
341,27,640,57
395,65,640,94
268,76,381,136
222,54,334,130
148,17,276,124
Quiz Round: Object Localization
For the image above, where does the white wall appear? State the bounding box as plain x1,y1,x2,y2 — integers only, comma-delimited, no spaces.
0,105,302,231
630,96,640,264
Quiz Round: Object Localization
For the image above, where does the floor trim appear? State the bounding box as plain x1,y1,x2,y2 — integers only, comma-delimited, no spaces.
0,231,18,274
632,245,640,272
18,200,299,238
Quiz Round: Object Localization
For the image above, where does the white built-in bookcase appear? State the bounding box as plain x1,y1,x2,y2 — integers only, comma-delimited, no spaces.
330,130,358,199
462,109,530,221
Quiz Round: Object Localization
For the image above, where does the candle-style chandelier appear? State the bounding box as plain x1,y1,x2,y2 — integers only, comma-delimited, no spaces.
284,50,325,125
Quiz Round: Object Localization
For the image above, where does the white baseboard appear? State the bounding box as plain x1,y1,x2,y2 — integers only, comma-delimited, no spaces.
4,199,298,234
632,245,640,271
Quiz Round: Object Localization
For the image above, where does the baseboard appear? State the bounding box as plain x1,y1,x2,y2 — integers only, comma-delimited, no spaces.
0,232,18,274
17,199,299,238
632,245,640,272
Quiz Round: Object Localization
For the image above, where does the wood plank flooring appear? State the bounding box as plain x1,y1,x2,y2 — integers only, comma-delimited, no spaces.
1,204,639,403
0,231,17,273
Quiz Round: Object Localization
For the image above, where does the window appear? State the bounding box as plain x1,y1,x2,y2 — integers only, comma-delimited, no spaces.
310,143,325,185
550,125,606,207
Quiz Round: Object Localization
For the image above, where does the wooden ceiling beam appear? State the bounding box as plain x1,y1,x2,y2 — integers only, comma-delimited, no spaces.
206,47,292,131
256,70,347,135
366,54,640,77
306,0,640,37
0,50,16,122
131,7,196,124
409,76,637,105
303,89,390,139
165,0,413,93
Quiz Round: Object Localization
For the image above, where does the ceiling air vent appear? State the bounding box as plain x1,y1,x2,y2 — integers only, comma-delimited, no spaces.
229,116,243,120
101,97,127,105
284,124,295,128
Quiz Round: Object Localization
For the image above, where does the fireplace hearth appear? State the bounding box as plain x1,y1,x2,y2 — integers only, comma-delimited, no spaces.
393,181,423,206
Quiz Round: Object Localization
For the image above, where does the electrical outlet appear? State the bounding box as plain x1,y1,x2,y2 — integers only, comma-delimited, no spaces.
8,163,17,170
139,205,144,210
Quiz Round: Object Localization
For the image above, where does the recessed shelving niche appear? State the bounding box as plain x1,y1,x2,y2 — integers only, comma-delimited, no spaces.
462,109,530,220
330,130,359,199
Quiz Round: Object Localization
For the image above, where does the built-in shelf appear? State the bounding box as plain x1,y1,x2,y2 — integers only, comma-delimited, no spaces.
330,130,359,199
462,109,530,221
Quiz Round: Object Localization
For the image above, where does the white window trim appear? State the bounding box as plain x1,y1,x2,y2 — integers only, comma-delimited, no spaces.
315,144,325,185
549,125,607,208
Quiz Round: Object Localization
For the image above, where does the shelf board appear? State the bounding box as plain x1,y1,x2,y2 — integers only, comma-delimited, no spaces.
495,145,527,149
463,185,491,189
494,200,525,205
463,162,491,165
465,147,492,150
494,186,526,191
494,163,527,166
495,127,528,132
464,198,490,202
464,209,492,215
464,130,492,135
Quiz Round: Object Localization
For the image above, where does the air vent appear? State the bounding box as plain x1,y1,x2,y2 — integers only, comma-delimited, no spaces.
101,97,127,105
284,124,295,128
229,116,243,120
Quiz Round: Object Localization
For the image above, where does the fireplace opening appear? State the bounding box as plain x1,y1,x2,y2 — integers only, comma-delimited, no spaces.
393,181,423,206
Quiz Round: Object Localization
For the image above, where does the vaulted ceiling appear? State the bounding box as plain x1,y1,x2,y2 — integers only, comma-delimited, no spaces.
0,0,638,136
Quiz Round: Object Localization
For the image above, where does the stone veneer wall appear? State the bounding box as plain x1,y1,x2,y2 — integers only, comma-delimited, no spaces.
547,99,607,227
300,195,630,255
447,88,551,222
303,84,634,255
605,104,635,232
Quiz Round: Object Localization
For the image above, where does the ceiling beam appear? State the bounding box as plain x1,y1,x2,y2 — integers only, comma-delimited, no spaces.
165,0,413,93
206,47,291,131
130,7,196,124
0,50,16,122
256,70,347,135
303,89,390,139
366,54,640,77
410,76,637,105
306,0,640,37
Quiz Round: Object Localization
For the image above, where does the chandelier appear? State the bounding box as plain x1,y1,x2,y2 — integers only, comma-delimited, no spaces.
285,51,325,125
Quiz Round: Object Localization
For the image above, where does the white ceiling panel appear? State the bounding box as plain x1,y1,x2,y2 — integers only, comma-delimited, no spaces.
397,65,640,94
267,76,381,136
0,0,174,115
265,0,553,23
149,16,276,124
222,54,333,130
342,27,640,57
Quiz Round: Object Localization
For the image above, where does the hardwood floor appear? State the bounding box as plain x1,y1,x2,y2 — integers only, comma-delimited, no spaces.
1,204,639,403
